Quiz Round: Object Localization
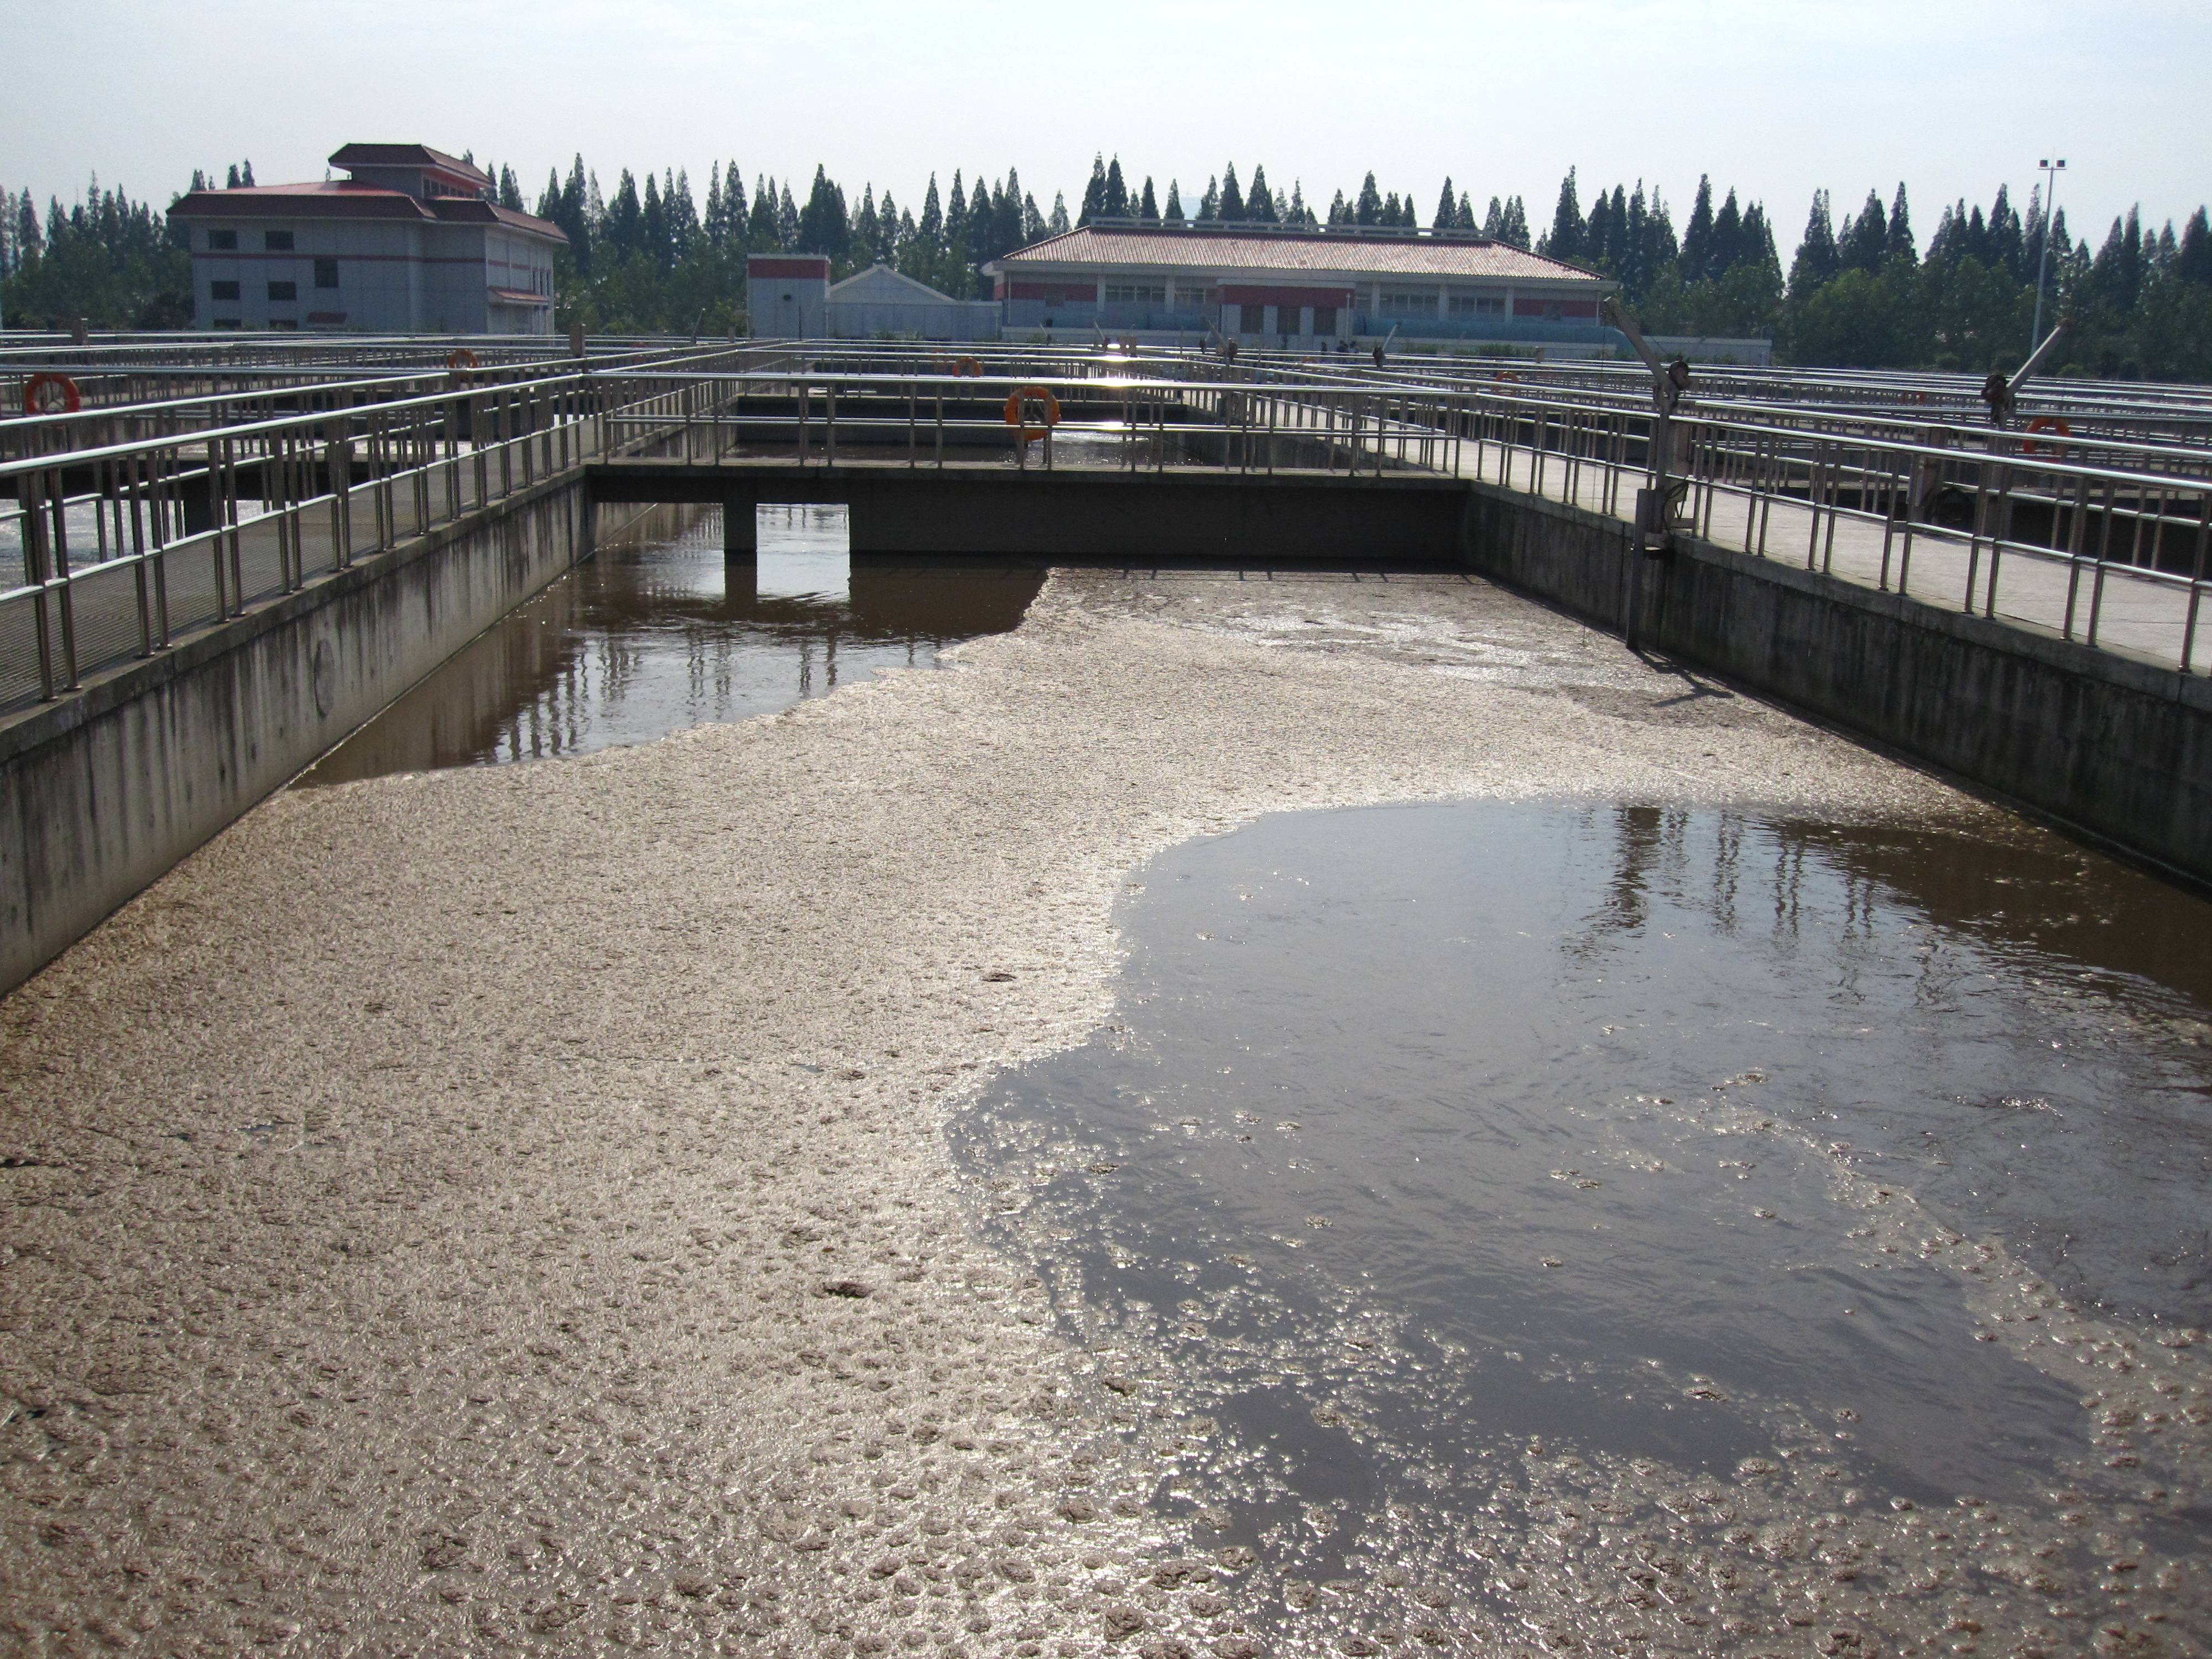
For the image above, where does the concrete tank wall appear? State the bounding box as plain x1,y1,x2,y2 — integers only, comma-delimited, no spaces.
0,479,592,995
1457,482,2212,888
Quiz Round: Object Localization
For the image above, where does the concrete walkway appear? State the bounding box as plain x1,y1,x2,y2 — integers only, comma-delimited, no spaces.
1460,440,2210,675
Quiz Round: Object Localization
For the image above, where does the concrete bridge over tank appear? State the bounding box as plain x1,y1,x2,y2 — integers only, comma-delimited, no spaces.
4,338,2212,993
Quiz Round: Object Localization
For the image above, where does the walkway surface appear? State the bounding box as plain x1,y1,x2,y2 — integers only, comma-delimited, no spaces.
1460,441,2209,674
3,568,2011,1655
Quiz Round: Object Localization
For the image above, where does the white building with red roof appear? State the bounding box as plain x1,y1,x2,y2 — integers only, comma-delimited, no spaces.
984,220,1618,351
166,144,566,335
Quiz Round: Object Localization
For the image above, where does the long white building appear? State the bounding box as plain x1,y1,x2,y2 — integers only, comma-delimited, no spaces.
984,220,1617,351
166,144,566,335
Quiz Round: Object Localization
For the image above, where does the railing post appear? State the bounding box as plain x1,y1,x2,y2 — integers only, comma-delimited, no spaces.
23,472,57,700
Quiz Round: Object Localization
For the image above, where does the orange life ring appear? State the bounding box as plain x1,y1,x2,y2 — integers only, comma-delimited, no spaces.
952,356,983,377
1002,384,1061,442
1494,369,1520,383
2022,414,2072,456
446,347,479,389
23,373,81,416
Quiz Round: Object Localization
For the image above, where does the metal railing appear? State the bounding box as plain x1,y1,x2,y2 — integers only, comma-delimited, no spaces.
0,351,761,712
7,341,2210,723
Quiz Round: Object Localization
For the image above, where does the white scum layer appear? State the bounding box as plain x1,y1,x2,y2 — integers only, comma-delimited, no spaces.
1,569,1984,1656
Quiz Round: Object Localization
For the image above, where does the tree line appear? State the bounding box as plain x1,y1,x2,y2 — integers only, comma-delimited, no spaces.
3,155,2209,379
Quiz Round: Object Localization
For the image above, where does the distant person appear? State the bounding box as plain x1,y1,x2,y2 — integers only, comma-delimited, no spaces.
1372,345,1386,368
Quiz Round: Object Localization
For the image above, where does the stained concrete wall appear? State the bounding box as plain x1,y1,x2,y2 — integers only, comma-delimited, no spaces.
591,464,1471,564
0,479,591,995
1457,481,2212,888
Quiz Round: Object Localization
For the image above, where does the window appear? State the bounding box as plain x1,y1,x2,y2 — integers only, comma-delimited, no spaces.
1380,290,1439,317
210,280,241,301
269,319,299,330
207,229,237,251
1237,304,1265,334
314,258,339,289
211,318,242,329
1448,294,1505,317
1311,306,1337,336
265,231,294,251
1104,283,1167,305
268,280,297,301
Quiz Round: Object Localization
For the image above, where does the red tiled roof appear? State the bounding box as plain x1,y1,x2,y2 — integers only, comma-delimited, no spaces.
992,226,1601,283
168,184,431,222
427,198,567,241
328,143,490,186
166,185,565,242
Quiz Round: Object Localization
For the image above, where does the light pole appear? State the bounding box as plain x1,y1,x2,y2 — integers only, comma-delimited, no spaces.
2031,156,2067,353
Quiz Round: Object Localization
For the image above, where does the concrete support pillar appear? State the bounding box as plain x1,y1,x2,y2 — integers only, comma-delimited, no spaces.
723,499,757,561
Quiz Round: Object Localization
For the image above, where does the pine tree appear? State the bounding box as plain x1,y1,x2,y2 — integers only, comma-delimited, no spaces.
1355,173,1382,227
640,171,670,270
855,184,878,262
2093,207,2145,311
1457,191,1475,232
1434,177,1457,231
1079,155,1107,225
1247,165,1276,224
776,182,799,250
1103,158,1128,217
1788,189,1840,294
1710,187,1744,277
919,175,943,250
1681,175,1714,278
1050,191,1071,234
1620,185,1648,296
1219,165,1244,222
1139,178,1159,222
1989,184,2025,279
1548,170,1584,261
749,175,780,248
1328,189,1348,226
1500,196,1530,248
797,165,848,262
2178,207,2212,284
1885,183,1914,263
607,168,643,259
876,188,900,262
1199,176,1219,219
1482,196,1503,238
1162,182,1183,224
667,169,698,262
1838,188,1886,273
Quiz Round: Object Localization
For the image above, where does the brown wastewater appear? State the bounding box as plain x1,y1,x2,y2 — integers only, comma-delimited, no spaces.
954,801,2212,1655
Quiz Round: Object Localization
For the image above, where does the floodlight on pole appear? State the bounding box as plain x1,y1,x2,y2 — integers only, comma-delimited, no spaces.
2031,157,2068,354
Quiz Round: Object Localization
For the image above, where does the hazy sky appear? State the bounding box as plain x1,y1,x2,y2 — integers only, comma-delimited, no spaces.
11,0,2206,252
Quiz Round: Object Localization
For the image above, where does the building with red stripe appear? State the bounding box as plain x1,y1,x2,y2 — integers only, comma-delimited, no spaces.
166,145,566,336
983,220,1616,351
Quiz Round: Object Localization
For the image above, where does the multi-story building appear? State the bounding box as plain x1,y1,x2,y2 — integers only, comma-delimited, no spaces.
984,220,1618,351
166,144,566,335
